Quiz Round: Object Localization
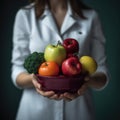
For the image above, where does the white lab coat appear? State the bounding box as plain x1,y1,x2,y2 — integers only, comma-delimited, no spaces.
11,2,109,120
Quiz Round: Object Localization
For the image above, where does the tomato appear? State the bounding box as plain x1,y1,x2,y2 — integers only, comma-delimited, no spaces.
38,61,60,76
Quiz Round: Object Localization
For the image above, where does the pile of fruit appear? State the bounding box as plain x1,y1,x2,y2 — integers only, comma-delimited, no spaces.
24,38,97,76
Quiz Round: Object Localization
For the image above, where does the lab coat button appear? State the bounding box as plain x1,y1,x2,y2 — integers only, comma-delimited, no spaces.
79,31,82,34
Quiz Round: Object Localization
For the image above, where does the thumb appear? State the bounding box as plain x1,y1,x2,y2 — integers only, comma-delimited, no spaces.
84,76,90,82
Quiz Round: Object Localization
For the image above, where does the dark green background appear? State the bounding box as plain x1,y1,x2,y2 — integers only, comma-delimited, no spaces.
1,0,120,119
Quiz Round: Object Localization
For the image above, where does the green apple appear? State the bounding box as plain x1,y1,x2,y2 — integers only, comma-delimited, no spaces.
44,44,67,66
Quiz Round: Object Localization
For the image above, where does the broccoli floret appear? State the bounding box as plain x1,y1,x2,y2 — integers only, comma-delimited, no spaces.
24,52,45,74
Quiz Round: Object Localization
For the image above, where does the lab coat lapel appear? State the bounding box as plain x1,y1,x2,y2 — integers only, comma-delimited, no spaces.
61,14,77,35
61,3,77,35
41,11,59,34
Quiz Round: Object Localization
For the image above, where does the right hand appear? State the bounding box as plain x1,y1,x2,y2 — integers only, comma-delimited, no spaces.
32,74,63,100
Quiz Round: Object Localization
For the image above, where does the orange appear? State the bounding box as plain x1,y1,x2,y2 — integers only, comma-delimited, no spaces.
38,61,59,76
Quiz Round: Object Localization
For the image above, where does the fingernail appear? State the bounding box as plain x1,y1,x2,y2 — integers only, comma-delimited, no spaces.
85,77,89,81
78,91,81,95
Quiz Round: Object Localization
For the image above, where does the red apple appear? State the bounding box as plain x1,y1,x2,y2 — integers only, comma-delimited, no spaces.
67,53,79,59
62,57,82,76
63,38,79,54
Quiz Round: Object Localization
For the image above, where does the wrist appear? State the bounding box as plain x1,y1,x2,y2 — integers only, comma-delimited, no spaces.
85,72,107,89
16,72,34,88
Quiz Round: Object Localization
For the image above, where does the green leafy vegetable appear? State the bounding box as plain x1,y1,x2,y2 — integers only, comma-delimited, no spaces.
24,52,45,74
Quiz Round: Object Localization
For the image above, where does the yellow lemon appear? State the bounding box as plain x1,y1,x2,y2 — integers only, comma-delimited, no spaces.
80,56,97,74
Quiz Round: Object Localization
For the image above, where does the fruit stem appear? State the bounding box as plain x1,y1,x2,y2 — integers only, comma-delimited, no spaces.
73,52,79,56
57,40,61,46
45,62,48,66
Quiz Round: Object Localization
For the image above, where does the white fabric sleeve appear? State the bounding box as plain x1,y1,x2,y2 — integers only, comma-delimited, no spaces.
11,9,31,88
90,11,110,91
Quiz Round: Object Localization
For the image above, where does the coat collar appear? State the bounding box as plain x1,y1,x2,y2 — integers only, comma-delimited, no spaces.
40,2,79,35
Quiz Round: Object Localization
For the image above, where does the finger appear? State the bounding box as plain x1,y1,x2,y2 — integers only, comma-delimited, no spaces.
49,94,63,100
36,89,55,97
63,97,72,101
84,76,90,81
58,94,64,99
51,93,71,101
63,92,78,100
32,78,41,89
32,74,39,80
78,88,86,95
78,84,88,95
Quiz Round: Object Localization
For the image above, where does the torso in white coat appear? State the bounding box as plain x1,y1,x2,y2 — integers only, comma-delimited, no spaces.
11,3,109,120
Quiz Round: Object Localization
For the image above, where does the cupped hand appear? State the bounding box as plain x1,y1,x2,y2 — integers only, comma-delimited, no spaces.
62,83,88,101
62,75,90,101
32,74,63,100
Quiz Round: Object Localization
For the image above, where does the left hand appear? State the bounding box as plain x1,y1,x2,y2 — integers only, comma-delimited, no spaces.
61,71,107,101
47,75,90,101
62,76,90,101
